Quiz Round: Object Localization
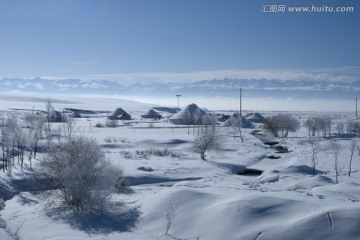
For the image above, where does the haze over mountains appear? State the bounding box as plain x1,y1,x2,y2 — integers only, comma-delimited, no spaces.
0,77,358,100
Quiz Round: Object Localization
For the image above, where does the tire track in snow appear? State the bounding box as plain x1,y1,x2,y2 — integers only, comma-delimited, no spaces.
326,211,334,230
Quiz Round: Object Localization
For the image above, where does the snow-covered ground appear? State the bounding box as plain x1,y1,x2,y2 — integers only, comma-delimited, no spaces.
1,94,360,240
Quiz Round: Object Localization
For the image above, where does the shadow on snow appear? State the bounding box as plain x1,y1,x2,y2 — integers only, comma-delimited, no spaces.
45,202,141,234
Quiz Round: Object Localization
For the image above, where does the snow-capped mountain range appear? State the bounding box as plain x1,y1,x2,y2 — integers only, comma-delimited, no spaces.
0,77,359,99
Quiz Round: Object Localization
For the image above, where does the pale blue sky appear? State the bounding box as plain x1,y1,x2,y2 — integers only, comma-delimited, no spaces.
0,0,359,82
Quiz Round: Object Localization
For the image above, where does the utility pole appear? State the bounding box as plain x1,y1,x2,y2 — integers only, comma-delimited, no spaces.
356,98,358,117
239,88,242,116
176,94,181,109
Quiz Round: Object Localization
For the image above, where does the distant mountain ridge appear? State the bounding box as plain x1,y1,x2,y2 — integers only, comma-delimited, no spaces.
0,77,358,99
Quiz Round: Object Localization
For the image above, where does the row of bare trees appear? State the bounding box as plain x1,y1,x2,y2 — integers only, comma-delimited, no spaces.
304,116,332,138
0,103,124,211
336,120,360,138
264,113,360,139
264,113,301,138
0,113,46,173
308,138,359,184
0,99,78,173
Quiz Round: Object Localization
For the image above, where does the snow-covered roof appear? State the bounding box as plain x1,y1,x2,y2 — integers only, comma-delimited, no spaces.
247,112,264,120
169,103,207,124
224,113,254,128
108,108,131,119
141,109,162,119
143,109,161,116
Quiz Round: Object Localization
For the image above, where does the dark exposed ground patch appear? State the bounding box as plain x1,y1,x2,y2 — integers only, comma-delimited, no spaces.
238,168,264,176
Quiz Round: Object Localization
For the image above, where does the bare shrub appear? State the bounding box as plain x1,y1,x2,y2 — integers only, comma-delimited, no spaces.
193,127,222,160
40,136,123,211
121,149,181,159
121,151,133,159
164,200,182,235
104,136,112,143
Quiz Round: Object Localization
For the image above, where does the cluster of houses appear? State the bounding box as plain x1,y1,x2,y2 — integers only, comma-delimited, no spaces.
28,103,264,130
104,103,264,128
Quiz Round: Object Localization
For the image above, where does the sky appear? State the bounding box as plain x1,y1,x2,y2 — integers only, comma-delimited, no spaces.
0,0,359,84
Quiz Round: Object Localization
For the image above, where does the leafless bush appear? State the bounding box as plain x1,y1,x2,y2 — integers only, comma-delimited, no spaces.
120,149,181,159
193,127,223,160
164,200,182,235
104,136,112,143
40,136,123,212
120,151,133,159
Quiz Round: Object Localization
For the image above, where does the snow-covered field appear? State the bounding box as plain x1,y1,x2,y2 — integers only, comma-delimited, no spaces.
1,94,360,240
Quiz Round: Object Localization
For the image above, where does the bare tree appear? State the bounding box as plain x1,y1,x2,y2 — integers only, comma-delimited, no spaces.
60,116,78,140
40,136,123,211
0,115,28,172
0,115,18,173
336,121,345,138
15,125,28,171
193,127,222,160
332,141,344,184
346,120,356,138
348,138,358,177
230,114,244,142
305,117,318,137
305,116,332,138
203,114,218,134
309,138,320,176
264,116,281,137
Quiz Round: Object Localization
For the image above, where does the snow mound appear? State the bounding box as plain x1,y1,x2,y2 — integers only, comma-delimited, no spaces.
288,175,334,191
274,165,327,175
256,207,360,240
